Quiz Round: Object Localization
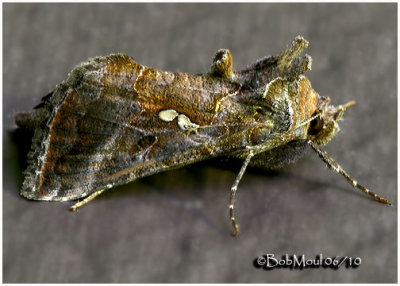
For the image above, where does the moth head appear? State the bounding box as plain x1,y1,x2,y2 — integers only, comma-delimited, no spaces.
307,96,356,146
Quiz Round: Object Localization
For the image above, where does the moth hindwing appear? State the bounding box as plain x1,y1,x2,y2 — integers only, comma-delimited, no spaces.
15,36,390,236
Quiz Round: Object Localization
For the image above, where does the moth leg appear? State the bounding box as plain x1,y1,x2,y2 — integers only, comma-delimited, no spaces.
308,140,391,205
70,188,109,211
230,151,254,237
211,49,233,79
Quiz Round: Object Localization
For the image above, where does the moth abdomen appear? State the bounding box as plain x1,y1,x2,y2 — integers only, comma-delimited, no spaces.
249,140,309,170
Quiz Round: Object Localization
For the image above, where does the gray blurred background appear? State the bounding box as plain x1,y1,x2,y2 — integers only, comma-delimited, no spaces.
3,3,397,283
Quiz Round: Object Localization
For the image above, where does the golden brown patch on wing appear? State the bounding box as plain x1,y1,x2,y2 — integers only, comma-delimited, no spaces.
295,77,318,126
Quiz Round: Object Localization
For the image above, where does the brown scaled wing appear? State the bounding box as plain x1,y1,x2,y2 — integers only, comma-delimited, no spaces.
18,54,255,201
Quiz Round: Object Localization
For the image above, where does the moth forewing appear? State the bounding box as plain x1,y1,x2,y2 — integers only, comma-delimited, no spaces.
15,36,390,236
16,53,260,202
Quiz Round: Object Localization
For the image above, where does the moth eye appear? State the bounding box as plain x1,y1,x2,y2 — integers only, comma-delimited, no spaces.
308,115,324,135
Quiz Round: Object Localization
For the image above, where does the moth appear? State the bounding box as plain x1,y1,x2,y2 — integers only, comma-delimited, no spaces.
15,36,390,236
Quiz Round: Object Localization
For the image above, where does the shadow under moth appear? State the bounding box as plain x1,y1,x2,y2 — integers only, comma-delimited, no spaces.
15,36,390,236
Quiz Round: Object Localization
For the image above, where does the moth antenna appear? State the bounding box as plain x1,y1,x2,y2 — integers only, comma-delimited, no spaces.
229,150,254,237
308,140,391,205
334,100,356,121
153,122,264,137
295,112,322,129
341,100,356,109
